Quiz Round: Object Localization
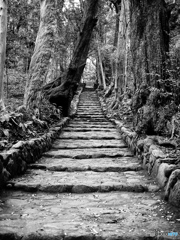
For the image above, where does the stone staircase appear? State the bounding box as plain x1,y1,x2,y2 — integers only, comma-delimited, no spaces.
0,90,180,239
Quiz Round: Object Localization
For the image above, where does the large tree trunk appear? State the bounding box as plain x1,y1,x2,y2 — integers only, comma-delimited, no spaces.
130,0,169,90
0,0,7,112
24,0,64,110
65,0,99,84
130,0,171,135
43,0,99,116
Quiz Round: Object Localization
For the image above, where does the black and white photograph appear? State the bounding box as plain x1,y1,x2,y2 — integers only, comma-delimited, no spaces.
0,0,180,239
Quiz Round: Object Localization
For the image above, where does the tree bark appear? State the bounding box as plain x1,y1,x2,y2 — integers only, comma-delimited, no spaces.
65,0,99,84
43,0,99,116
0,0,7,112
24,0,64,110
97,38,106,90
130,0,171,135
110,0,129,108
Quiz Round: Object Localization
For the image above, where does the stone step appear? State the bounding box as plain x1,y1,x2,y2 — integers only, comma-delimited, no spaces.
76,110,103,113
6,169,157,193
77,108,101,110
79,98,98,100
75,115,105,118
79,99,98,101
78,101,100,103
78,105,101,108
75,118,106,121
77,109,102,112
52,139,125,149
76,110,102,112
68,123,115,128
79,100,99,102
78,103,101,106
63,127,117,132
29,157,142,172
72,119,109,123
58,131,121,140
77,107,101,109
78,102,100,104
1,191,179,239
76,112,104,114
43,148,132,159
76,113,104,116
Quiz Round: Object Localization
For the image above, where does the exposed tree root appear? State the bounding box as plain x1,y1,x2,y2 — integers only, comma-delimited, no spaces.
104,82,114,98
42,79,78,117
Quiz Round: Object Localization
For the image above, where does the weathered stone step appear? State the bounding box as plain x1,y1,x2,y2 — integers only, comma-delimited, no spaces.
52,139,125,149
75,118,106,121
75,116,105,120
72,119,109,123
76,112,103,114
77,109,101,112
76,113,104,116
79,98,98,101
59,131,120,140
6,169,158,193
77,107,102,110
61,129,118,135
44,148,132,159
78,106,101,108
63,127,117,132
77,111,102,114
29,157,142,172
79,102,99,104
77,107,101,109
68,123,115,128
1,191,179,239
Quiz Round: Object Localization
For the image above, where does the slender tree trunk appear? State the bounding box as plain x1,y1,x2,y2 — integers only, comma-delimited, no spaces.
105,0,121,98
110,3,122,109
110,0,130,108
24,0,64,110
121,0,130,93
0,0,7,111
96,56,102,86
97,38,106,90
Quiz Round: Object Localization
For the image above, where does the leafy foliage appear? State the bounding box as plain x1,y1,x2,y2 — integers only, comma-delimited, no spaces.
7,0,39,71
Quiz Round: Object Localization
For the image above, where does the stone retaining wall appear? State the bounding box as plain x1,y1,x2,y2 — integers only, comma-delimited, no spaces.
98,92,180,208
0,87,83,190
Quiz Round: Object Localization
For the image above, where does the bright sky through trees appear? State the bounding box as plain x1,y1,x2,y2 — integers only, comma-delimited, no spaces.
65,0,80,8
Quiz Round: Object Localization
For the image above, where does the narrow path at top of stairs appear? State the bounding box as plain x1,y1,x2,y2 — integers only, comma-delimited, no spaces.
0,89,180,240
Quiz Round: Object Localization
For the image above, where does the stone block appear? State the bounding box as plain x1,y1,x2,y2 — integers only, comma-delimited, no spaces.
137,139,144,151
0,149,19,166
6,159,18,177
143,153,150,169
169,179,180,207
151,159,161,178
143,138,154,153
149,144,159,154
164,164,179,178
148,149,166,174
165,169,180,203
156,163,169,187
